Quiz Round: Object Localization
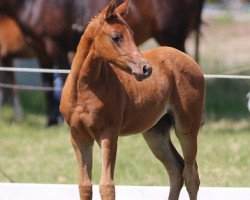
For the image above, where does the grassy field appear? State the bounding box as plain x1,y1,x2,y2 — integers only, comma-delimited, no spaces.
0,107,250,187
0,6,250,187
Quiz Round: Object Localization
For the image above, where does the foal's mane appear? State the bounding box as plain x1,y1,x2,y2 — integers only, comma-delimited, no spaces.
106,13,134,35
89,11,134,36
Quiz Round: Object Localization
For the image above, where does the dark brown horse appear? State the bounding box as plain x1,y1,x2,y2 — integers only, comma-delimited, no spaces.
0,0,204,125
60,1,205,199
77,0,204,59
0,0,83,125
0,14,34,121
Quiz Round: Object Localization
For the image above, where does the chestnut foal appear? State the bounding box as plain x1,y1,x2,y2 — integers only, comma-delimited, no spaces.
60,1,205,200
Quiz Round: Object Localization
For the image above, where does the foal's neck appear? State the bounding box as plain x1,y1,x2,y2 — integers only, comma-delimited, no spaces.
71,34,102,84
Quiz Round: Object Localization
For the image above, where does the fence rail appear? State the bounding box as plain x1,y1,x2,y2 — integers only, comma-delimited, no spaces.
0,67,249,91
204,74,250,80
0,67,70,74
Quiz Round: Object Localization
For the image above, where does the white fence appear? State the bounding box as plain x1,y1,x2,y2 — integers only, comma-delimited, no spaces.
0,67,250,92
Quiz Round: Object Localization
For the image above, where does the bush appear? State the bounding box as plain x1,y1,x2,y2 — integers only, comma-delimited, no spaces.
205,79,250,119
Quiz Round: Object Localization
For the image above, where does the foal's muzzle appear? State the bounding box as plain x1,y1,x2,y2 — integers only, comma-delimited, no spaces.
132,63,152,81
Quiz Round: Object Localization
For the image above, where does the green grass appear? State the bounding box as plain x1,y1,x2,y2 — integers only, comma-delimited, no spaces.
198,119,250,187
0,115,76,184
0,113,249,187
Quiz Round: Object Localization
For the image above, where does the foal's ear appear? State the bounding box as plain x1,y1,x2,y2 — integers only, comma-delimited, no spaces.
105,0,117,20
116,0,130,18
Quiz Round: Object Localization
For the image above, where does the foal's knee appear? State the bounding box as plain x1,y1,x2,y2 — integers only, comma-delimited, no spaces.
79,183,92,200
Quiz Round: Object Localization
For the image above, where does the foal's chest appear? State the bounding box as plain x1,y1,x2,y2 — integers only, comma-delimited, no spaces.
71,83,125,132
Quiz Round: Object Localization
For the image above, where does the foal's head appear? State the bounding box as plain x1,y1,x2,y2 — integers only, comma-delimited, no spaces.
86,0,152,81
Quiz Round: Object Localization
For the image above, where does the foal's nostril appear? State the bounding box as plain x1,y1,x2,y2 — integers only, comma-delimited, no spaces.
142,65,152,77
143,65,149,76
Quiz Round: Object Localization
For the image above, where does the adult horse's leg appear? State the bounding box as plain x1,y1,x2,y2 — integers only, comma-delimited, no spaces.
39,57,57,126
1,56,22,122
7,68,22,122
71,127,94,200
143,114,184,200
33,39,57,126
195,0,206,63
0,60,4,109
98,130,118,200
44,37,70,123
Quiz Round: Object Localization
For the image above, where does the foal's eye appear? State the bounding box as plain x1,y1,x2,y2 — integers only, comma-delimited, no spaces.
111,34,123,44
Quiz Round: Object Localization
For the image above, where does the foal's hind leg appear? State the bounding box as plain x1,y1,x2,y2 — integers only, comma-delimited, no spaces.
175,124,200,200
143,114,184,200
71,128,94,200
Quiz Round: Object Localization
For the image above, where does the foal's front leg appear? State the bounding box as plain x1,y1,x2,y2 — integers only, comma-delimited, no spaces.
98,130,118,200
71,128,94,200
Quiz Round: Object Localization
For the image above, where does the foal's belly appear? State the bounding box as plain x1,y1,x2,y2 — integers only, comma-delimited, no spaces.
119,112,165,136
119,100,168,136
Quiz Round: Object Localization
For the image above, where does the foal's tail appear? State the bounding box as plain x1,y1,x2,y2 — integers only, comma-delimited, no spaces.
164,113,185,168
194,0,205,63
